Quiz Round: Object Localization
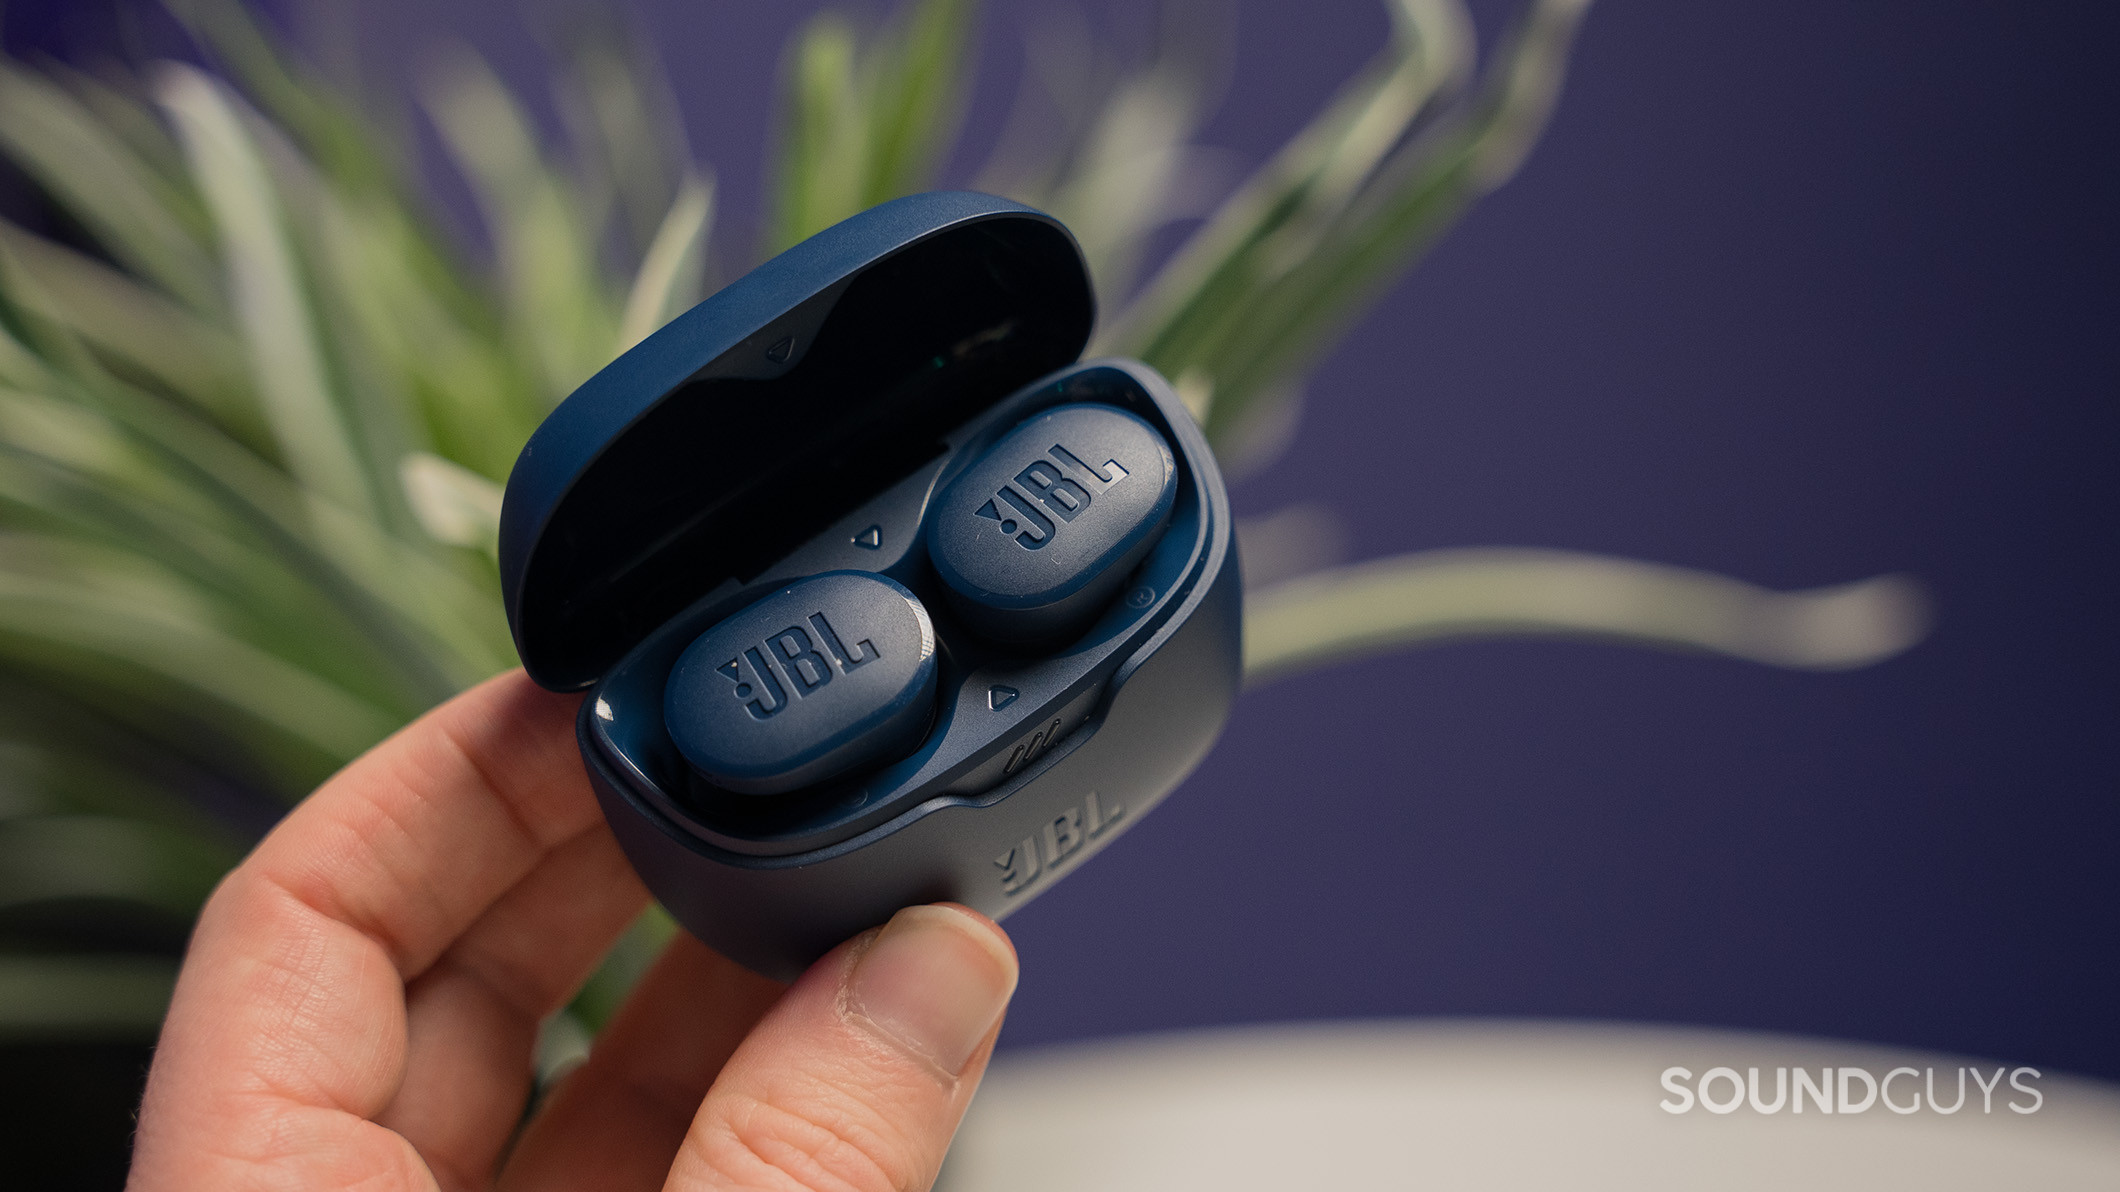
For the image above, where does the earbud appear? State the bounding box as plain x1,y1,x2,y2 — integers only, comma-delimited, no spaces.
664,571,937,795
926,402,1177,647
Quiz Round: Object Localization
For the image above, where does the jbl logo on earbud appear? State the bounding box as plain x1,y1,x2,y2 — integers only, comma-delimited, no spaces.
973,441,1129,551
718,611,879,721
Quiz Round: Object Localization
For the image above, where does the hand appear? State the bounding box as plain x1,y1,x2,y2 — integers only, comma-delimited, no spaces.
129,671,1019,1191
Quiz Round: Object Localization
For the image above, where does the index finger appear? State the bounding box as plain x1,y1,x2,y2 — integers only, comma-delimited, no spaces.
131,670,614,1187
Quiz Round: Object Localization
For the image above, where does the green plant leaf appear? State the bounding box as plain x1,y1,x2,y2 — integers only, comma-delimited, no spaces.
1097,0,1471,372
0,449,432,723
0,62,220,311
1101,0,1590,442
0,220,260,444
423,52,622,402
160,64,380,522
46,61,196,196
0,954,179,1039
0,0,1930,1051
860,0,977,209
767,0,978,252
0,729,256,843
975,3,1234,309
168,0,405,196
399,450,503,554
1244,548,1932,685
0,532,404,779
307,189,539,482
772,13,866,253
570,905,678,1033
0,342,509,707
554,26,693,260
617,172,714,353
1192,0,1589,420
0,815,239,922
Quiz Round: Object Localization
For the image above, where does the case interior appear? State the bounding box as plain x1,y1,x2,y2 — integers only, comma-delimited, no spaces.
503,200,1093,689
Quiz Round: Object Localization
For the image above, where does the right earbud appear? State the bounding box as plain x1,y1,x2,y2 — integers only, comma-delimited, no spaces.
926,402,1178,647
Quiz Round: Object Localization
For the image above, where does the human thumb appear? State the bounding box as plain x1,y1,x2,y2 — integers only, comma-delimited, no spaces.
662,902,1018,1191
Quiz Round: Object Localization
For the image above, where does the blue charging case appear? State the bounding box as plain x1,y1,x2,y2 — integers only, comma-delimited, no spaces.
499,191,1239,980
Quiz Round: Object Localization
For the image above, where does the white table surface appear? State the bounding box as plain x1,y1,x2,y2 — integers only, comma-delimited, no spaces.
941,1020,2120,1191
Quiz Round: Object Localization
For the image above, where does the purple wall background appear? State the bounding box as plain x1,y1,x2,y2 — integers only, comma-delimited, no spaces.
9,0,2116,1080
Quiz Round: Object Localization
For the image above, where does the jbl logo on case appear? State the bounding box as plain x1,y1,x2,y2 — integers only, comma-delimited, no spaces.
993,792,1125,895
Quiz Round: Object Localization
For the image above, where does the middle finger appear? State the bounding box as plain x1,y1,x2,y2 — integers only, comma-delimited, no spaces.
376,821,649,1189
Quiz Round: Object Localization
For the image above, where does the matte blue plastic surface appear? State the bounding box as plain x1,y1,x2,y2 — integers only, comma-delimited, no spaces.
498,193,1239,980
927,403,1177,645
664,572,938,796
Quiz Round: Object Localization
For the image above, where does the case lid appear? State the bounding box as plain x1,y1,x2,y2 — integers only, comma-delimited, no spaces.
499,192,1094,690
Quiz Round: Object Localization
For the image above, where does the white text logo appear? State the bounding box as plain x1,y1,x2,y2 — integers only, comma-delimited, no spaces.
1658,1066,2042,1115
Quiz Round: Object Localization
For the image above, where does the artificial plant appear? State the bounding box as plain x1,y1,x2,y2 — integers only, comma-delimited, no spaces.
0,0,1923,1043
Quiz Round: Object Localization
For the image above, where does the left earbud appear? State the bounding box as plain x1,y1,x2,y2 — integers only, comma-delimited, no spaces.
664,571,938,795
